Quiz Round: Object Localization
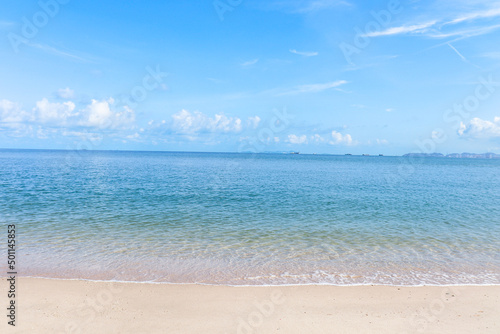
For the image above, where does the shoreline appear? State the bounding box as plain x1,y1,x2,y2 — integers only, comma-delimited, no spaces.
2,277,499,333
4,275,500,288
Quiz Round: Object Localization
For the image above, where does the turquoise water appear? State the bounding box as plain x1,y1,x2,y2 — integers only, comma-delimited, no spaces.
0,149,499,285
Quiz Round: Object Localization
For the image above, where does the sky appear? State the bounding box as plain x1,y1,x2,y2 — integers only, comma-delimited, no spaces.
1,0,500,155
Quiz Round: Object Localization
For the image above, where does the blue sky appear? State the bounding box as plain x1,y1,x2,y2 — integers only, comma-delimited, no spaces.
1,0,500,154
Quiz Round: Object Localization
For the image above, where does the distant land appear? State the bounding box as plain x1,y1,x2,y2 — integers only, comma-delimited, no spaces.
403,152,500,159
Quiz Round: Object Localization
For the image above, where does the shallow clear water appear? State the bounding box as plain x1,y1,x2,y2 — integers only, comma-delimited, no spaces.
0,149,499,285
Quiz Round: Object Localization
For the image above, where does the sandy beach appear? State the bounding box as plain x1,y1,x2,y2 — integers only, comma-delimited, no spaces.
1,278,498,333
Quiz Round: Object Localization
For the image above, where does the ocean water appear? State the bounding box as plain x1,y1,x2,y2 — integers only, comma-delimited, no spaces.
0,149,499,285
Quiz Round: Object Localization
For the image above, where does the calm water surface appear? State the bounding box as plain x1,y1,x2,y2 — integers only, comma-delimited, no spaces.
0,149,499,285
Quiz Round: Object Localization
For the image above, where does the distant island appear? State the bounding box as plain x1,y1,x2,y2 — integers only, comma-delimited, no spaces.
403,152,500,159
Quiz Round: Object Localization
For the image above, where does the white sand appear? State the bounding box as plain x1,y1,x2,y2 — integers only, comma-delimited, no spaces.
1,278,499,333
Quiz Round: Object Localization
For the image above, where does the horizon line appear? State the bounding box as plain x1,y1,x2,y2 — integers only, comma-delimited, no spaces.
1,148,499,157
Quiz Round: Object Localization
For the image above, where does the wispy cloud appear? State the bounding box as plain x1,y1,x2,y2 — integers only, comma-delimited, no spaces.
447,43,467,62
366,4,500,40
241,58,259,67
207,77,224,84
363,21,437,37
57,87,75,99
29,43,90,62
481,51,500,59
292,0,351,13
426,23,500,39
276,80,348,95
258,0,351,14
351,104,366,109
447,42,481,68
445,7,500,25
0,20,15,28
289,49,318,57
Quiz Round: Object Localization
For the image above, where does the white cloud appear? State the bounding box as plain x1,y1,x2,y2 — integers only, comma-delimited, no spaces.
36,127,49,139
278,80,347,95
310,134,325,143
376,138,389,145
241,59,259,67
247,116,261,129
287,134,308,144
329,130,353,145
458,117,500,138
61,131,103,142
171,110,243,134
57,87,75,99
126,132,140,140
0,99,32,123
2,97,136,131
285,131,355,146
34,98,77,125
80,98,135,129
0,97,141,144
289,49,318,57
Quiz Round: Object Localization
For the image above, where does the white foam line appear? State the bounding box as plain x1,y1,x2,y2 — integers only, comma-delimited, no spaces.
7,275,500,288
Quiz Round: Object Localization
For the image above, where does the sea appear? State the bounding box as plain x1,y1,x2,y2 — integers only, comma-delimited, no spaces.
0,149,499,286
